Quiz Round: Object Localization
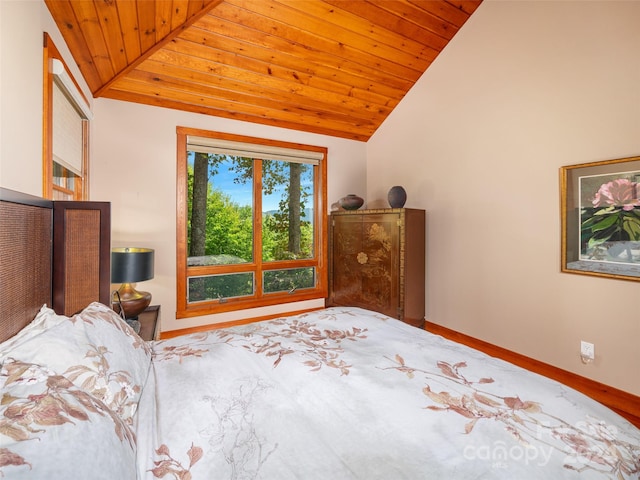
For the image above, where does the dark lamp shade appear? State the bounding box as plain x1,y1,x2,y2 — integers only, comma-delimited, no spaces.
111,247,154,284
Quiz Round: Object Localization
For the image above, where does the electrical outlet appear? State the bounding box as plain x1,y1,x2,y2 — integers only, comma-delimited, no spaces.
580,341,595,363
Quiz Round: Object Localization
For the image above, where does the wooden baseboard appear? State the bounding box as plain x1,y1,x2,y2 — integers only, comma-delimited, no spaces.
424,321,640,429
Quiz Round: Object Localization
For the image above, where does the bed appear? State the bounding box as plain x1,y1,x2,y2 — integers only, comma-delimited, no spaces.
1,188,639,479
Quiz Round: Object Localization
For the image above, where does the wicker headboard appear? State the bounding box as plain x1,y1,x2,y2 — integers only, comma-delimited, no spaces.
0,188,112,343
0,188,54,342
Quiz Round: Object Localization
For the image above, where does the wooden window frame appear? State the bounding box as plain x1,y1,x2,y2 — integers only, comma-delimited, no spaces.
176,126,328,319
43,33,90,200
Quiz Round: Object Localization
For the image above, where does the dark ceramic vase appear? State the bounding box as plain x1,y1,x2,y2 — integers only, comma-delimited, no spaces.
339,194,364,210
387,186,407,208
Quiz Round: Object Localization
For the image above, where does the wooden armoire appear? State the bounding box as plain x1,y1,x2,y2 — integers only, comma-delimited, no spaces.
328,208,425,328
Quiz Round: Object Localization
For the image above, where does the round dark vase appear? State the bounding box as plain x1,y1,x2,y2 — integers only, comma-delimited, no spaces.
339,194,364,210
388,186,407,208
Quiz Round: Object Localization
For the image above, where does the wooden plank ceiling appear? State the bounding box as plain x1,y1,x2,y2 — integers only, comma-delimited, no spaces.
46,0,482,141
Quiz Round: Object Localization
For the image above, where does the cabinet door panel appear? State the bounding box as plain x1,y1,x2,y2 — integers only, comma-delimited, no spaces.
360,213,400,317
331,215,364,305
330,212,400,318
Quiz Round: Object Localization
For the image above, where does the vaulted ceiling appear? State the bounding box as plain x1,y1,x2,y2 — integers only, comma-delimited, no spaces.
46,0,482,141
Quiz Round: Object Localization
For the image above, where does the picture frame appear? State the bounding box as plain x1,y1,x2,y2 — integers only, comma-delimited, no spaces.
560,155,640,281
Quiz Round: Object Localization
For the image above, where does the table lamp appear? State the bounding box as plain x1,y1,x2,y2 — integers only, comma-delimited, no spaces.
111,247,154,319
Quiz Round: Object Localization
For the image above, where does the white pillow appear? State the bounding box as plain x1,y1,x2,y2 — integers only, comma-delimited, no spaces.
0,302,151,424
0,359,137,479
0,305,67,352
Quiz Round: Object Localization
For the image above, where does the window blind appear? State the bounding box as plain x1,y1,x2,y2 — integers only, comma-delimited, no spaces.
52,81,84,175
187,135,323,165
51,58,91,176
51,58,92,119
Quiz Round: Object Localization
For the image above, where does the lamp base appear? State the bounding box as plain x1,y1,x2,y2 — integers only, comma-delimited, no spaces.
113,283,151,319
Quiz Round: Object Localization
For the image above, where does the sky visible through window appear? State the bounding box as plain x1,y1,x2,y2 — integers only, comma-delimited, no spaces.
216,163,256,208
188,153,312,213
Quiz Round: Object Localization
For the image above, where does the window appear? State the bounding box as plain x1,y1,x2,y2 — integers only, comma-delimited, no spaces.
43,33,91,200
176,127,328,318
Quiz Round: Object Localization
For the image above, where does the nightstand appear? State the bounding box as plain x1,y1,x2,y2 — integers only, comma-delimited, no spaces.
137,305,160,341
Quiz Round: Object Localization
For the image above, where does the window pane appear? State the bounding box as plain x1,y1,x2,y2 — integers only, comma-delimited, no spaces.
53,161,78,190
262,159,314,261
188,273,254,303
187,152,254,266
263,267,315,294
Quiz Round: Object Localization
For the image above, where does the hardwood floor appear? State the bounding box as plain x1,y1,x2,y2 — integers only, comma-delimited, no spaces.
425,321,640,429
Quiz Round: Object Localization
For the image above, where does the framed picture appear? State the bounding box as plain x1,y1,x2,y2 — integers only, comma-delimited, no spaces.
561,155,640,281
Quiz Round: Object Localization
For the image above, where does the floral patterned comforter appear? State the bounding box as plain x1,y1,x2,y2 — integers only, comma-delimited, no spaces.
135,307,640,479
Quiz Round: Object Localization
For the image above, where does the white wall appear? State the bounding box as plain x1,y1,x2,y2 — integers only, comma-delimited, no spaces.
91,98,367,333
0,0,91,195
367,0,640,395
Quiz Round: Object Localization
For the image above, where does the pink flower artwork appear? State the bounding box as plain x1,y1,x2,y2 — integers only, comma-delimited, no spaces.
592,178,640,211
